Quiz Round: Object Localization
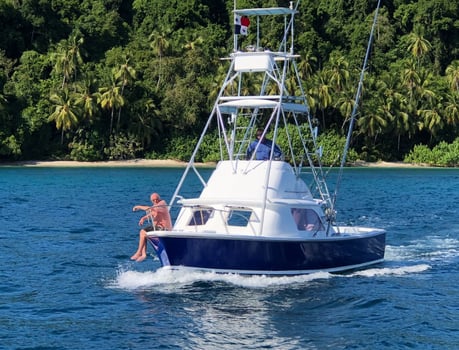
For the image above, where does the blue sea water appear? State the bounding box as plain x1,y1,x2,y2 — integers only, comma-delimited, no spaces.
0,166,458,349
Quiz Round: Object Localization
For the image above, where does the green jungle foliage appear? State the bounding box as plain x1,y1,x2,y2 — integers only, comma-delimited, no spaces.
1,0,459,166
404,139,459,167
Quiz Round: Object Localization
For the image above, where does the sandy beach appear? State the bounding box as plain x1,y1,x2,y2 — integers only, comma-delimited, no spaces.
0,159,215,168
0,159,429,168
350,160,431,168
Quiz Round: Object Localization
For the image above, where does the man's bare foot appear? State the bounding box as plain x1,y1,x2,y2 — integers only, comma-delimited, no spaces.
130,253,140,260
135,254,147,262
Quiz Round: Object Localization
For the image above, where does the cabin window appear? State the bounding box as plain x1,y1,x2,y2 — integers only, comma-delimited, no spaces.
188,209,213,226
226,209,252,227
291,208,324,231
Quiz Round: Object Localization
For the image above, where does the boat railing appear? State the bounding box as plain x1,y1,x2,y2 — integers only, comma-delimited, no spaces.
143,208,165,232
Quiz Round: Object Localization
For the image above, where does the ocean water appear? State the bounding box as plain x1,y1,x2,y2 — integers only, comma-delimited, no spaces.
0,166,458,349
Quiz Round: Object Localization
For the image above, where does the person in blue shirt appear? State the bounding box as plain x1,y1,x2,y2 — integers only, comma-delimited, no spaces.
246,128,283,160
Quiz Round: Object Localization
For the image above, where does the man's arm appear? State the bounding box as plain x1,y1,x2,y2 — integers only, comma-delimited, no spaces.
138,208,156,226
133,205,151,212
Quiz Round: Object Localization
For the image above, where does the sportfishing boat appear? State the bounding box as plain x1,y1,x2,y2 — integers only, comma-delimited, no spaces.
147,1,385,275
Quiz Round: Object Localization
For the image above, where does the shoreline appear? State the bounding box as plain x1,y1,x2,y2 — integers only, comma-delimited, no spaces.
0,159,435,168
0,159,212,168
350,160,434,168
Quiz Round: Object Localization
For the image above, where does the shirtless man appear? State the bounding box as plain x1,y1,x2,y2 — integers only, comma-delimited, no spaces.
130,193,172,262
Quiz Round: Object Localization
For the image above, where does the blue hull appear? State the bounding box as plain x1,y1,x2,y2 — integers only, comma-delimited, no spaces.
148,233,386,274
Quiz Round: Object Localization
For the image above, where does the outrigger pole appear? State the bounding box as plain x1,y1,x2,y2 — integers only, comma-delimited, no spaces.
332,0,382,213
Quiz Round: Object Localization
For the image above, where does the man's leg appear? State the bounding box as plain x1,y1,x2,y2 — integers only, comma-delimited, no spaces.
135,230,148,262
130,229,147,261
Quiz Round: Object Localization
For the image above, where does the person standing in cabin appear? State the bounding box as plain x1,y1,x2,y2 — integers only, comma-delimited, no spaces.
130,193,172,262
292,208,324,231
246,128,283,160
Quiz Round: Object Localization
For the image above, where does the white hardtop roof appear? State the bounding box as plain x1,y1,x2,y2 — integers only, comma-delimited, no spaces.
234,7,297,16
178,197,318,207
218,99,307,113
220,99,277,109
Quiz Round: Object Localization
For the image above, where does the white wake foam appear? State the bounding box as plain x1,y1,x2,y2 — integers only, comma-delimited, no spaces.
386,236,459,262
347,264,431,277
108,262,433,291
109,266,333,290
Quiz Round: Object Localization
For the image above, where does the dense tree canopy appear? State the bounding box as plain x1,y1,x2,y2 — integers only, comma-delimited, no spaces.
1,0,459,165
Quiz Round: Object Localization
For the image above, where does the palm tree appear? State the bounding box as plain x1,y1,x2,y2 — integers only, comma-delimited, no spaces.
183,36,204,51
114,57,136,92
53,34,84,89
208,64,232,104
74,77,98,122
413,68,441,140
67,34,84,84
405,29,431,68
97,82,125,134
401,59,420,102
335,90,354,129
445,60,459,92
297,53,317,81
415,68,436,103
311,70,332,128
357,89,389,143
48,90,80,144
149,30,170,87
0,92,6,110
114,56,136,130
129,98,163,149
418,106,443,140
53,43,72,89
327,55,350,93
357,109,388,142
445,93,459,127
371,72,412,150
388,102,410,151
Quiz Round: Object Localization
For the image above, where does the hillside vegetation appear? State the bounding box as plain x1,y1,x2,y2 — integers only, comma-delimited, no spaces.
1,0,459,166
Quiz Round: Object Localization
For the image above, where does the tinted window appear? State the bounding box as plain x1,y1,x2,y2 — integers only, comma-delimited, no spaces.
227,209,252,227
188,209,212,226
292,208,323,231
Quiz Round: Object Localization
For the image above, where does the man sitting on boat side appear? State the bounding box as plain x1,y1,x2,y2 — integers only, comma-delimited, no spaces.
131,193,172,262
246,128,283,160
